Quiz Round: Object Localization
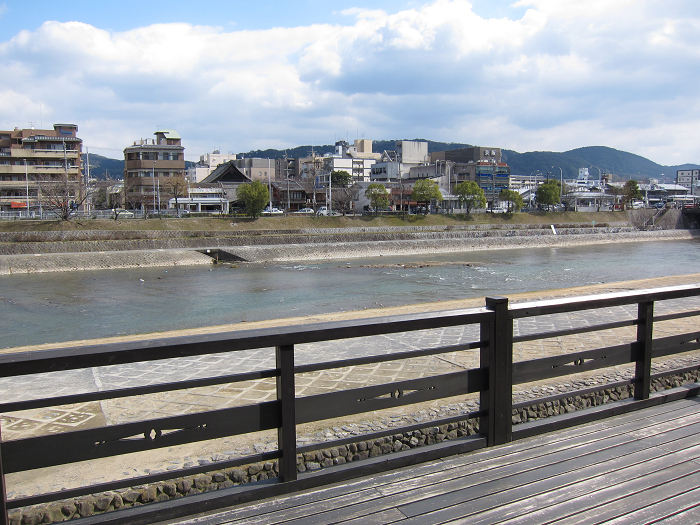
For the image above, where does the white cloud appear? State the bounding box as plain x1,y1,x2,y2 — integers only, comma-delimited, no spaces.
1,0,699,164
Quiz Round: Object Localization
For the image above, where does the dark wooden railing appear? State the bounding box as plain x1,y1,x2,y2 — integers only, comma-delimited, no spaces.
1,283,699,524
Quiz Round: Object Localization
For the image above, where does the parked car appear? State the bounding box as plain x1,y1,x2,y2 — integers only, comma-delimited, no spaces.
263,207,283,215
652,202,666,209
316,206,329,216
111,208,134,218
292,208,315,215
631,200,644,209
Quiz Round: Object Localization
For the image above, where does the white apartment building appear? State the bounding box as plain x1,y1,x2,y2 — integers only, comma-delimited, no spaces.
371,140,429,181
677,169,699,195
187,150,237,183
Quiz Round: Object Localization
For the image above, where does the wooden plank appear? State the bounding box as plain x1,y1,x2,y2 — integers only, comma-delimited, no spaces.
377,406,700,498
598,486,700,524
513,343,634,385
650,500,700,524
3,401,280,473
550,471,700,524
635,301,654,400
395,416,700,519
396,438,700,524
276,344,296,483
334,509,407,524
295,369,485,425
446,437,700,525
0,307,492,376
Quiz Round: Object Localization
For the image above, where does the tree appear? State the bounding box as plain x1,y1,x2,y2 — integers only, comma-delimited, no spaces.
499,189,524,213
331,183,360,215
330,170,352,188
167,176,188,217
237,180,269,218
535,180,561,208
453,181,486,214
38,172,90,221
411,179,442,213
364,183,389,213
623,179,642,203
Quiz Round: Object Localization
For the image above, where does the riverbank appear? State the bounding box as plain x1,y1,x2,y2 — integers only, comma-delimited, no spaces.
0,227,695,274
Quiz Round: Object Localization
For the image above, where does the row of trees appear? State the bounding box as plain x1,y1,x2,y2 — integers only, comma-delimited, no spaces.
179,174,647,220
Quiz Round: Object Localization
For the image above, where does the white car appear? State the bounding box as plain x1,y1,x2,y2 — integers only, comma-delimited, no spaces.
292,208,315,215
111,209,134,218
316,206,329,216
263,207,283,215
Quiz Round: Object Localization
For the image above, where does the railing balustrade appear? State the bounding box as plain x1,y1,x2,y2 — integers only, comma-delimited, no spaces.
0,283,699,524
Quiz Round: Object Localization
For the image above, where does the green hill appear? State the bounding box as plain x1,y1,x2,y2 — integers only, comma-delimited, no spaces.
503,146,696,183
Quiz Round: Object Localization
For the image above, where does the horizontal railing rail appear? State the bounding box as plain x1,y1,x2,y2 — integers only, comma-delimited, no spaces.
0,284,699,524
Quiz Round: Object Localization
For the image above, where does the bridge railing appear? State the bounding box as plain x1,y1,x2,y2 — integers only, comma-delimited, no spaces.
0,283,699,524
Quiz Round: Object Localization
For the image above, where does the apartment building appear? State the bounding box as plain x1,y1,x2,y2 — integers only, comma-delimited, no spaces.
677,169,699,195
371,140,429,181
0,124,82,212
187,150,237,183
123,130,185,212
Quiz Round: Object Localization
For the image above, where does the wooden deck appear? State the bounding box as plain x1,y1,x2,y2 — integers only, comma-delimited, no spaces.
162,397,700,525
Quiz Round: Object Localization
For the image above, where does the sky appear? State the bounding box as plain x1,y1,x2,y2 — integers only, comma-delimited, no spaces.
1,0,700,165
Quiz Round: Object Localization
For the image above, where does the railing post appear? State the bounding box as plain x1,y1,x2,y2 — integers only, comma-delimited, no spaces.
276,344,297,482
481,296,513,446
0,422,7,525
634,301,654,400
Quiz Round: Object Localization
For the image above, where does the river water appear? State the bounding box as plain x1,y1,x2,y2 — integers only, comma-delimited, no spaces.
1,239,699,349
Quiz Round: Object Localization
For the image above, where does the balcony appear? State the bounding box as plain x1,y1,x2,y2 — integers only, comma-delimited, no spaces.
10,150,80,159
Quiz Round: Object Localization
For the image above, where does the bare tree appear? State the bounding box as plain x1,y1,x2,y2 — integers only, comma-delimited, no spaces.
331,183,360,215
37,171,89,221
168,176,188,217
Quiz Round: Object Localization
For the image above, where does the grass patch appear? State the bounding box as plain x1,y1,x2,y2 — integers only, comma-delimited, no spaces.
0,211,628,233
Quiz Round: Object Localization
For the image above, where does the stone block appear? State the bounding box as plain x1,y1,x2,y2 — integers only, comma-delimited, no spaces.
95,494,114,512
140,486,158,503
176,479,192,494
194,475,212,491
76,497,96,517
18,508,43,525
44,503,66,523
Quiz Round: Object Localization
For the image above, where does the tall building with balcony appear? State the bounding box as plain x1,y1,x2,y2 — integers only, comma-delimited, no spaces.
123,130,185,212
0,124,82,212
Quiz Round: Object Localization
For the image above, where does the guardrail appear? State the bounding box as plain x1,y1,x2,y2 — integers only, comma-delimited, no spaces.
1,284,699,524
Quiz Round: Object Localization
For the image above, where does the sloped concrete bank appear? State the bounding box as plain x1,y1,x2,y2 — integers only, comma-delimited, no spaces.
0,250,214,275
226,229,696,263
0,229,695,274
0,224,632,255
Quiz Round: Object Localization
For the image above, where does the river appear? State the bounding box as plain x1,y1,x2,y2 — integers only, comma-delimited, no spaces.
1,238,699,349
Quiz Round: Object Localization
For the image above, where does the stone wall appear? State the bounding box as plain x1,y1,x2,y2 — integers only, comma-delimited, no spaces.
0,225,634,256
8,368,698,524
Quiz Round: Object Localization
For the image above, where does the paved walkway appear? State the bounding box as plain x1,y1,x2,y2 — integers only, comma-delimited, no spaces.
1,274,699,496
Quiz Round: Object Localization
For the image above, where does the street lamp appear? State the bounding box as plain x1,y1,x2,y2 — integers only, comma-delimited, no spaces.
267,158,272,211
152,161,156,216
529,170,541,208
552,166,563,199
24,159,29,214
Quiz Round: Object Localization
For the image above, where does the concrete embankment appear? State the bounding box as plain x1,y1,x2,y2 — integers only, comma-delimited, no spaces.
226,229,696,263
0,228,695,274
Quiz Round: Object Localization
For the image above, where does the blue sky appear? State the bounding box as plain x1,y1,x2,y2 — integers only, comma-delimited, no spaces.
1,0,699,167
